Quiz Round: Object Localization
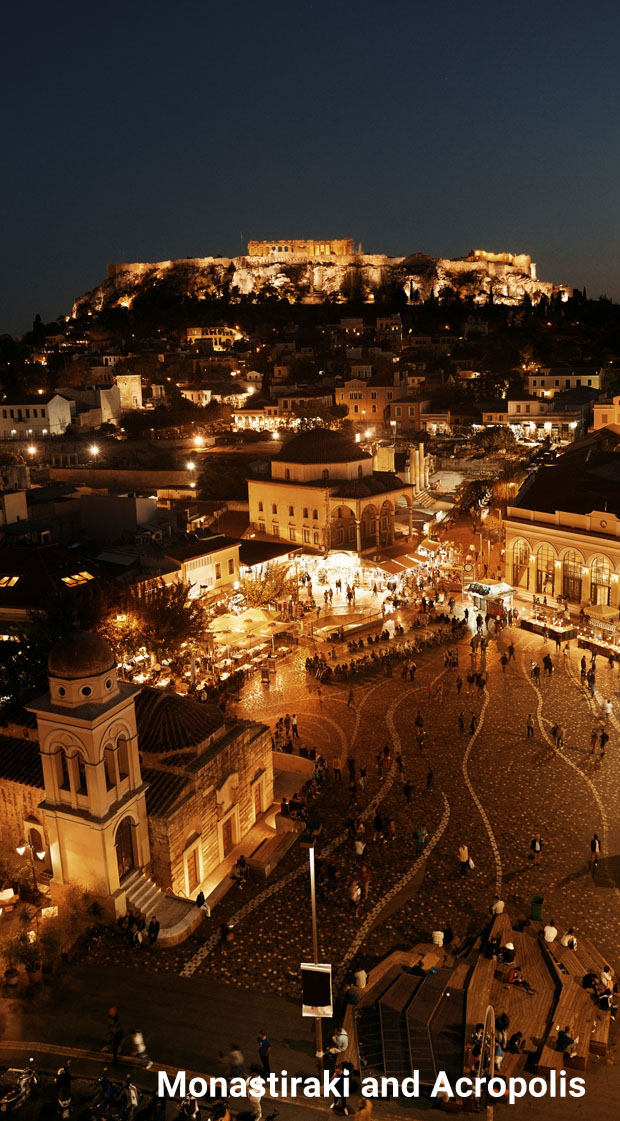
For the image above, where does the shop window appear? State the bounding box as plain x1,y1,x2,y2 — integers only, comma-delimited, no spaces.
535,544,555,596
591,555,612,606
562,549,583,602
512,539,530,590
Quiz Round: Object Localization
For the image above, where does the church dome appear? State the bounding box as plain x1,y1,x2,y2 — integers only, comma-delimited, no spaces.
48,631,116,680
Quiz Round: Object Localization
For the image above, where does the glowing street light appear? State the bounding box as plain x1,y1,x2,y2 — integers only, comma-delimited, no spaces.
193,435,205,448
271,431,280,441
26,445,37,456
90,444,100,458
186,460,196,472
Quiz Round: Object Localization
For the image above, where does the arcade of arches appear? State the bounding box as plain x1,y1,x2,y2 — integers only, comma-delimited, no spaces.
507,535,620,608
328,495,413,551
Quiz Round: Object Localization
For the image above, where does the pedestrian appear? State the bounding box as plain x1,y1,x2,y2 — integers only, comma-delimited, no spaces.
531,834,543,866
130,1030,153,1069
107,1007,124,1064
330,1064,350,1115
590,833,601,870
458,843,470,876
415,824,428,856
458,711,465,734
292,713,299,738
257,1030,271,1075
246,1076,262,1121
120,1074,140,1121
403,779,413,804
414,710,424,731
333,755,342,782
590,728,598,753
470,713,478,734
359,765,367,789
284,714,291,736
147,916,160,945
347,755,356,781
360,864,371,900
600,729,610,756
526,713,534,739
395,753,404,781
373,810,384,842
347,688,354,708
350,880,362,917
426,768,434,791
456,675,463,695
508,643,515,662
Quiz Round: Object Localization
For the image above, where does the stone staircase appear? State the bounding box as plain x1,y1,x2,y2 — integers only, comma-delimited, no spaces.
414,489,436,509
121,868,203,947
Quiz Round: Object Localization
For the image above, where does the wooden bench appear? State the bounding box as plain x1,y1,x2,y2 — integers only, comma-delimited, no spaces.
246,828,299,877
540,937,611,1061
538,940,599,1072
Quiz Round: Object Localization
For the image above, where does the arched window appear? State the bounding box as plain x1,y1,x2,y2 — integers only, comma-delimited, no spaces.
591,555,612,606
512,539,530,590
562,549,583,602
104,745,117,791
312,509,318,520
303,507,309,519
74,753,88,795
536,544,555,596
117,737,130,779
54,749,71,792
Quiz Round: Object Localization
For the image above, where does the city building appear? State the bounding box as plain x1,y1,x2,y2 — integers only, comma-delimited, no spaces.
0,394,73,439
504,427,620,607
0,631,272,918
528,366,605,399
593,395,620,430
179,386,212,407
480,397,586,441
115,372,143,411
186,326,243,350
247,428,415,552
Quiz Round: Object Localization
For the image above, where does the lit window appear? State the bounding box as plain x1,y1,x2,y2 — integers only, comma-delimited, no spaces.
0,576,19,587
61,571,94,587
215,563,222,580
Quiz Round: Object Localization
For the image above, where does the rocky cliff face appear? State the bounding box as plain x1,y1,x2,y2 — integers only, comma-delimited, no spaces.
71,250,570,318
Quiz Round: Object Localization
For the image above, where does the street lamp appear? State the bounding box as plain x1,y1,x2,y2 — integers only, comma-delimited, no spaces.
16,839,46,895
89,443,99,458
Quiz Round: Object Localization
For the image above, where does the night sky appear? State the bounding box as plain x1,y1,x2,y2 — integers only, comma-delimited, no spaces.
3,0,620,334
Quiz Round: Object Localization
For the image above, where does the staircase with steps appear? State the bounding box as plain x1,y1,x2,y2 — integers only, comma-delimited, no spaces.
121,868,203,947
414,489,436,509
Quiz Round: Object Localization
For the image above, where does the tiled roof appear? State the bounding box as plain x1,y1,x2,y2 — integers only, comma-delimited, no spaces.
142,766,190,817
135,687,225,755
0,735,44,787
334,472,408,499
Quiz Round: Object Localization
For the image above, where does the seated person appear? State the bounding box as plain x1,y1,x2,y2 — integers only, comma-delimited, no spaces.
543,920,558,942
601,965,614,990
560,928,578,950
280,797,290,817
231,855,248,887
507,1031,526,1054
556,1025,578,1056
195,891,205,908
507,965,536,994
499,941,516,964
598,988,618,1018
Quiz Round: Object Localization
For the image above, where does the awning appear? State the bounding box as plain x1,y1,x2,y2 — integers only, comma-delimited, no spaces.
587,604,618,621
420,538,442,553
375,559,406,575
466,581,514,598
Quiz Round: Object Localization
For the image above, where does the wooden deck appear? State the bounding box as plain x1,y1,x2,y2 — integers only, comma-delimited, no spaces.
537,930,611,1071
464,913,559,1078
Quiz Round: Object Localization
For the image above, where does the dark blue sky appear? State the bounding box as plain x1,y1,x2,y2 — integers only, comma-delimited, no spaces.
2,0,619,334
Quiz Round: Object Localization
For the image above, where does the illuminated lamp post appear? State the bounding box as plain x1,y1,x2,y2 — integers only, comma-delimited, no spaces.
16,838,46,897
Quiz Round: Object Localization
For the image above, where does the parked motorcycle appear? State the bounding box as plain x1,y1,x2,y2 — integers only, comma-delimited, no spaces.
0,1060,39,1112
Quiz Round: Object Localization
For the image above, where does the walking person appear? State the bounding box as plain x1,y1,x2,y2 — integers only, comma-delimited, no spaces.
107,1007,124,1064
526,713,534,739
458,843,470,876
347,688,354,708
257,1030,271,1076
333,755,342,782
458,711,465,734
590,727,599,753
590,833,601,870
291,713,299,738
359,765,366,790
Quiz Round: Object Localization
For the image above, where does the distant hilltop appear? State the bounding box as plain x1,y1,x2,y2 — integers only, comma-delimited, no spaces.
72,245,571,318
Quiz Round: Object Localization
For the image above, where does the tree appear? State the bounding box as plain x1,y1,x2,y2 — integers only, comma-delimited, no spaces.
238,564,297,608
98,580,207,665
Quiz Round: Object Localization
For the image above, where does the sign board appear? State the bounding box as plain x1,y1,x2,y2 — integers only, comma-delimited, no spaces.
301,962,333,1017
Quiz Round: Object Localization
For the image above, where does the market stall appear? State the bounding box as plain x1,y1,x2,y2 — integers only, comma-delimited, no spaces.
577,603,620,658
520,610,578,641
465,581,514,617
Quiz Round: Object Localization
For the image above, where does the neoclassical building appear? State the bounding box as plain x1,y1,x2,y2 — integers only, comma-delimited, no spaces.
247,429,415,553
0,631,272,922
504,429,620,608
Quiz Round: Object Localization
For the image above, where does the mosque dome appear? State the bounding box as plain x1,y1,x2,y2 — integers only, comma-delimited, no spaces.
48,631,116,680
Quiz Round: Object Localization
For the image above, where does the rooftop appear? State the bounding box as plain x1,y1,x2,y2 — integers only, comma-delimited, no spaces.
276,428,372,465
135,687,226,755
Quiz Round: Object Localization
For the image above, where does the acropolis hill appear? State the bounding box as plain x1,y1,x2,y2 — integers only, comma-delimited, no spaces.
72,244,571,317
